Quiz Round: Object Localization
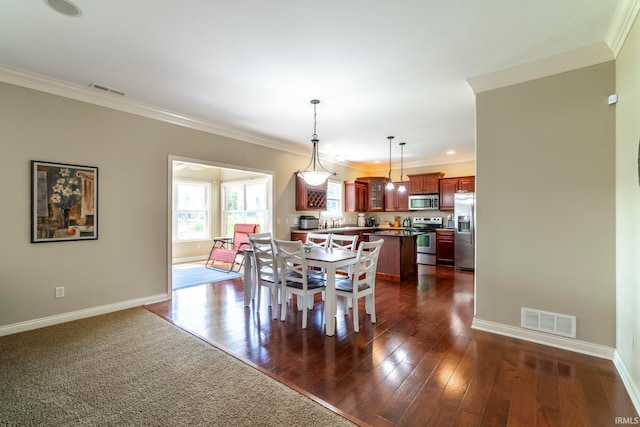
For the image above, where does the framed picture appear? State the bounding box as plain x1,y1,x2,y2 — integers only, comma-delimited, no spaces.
31,160,98,243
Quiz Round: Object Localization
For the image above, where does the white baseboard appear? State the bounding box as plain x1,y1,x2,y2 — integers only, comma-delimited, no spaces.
0,293,169,337
613,351,640,416
471,318,615,359
173,255,207,264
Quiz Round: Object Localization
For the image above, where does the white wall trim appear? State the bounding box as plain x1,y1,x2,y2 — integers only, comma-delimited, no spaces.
472,318,615,360
0,294,169,337
613,351,640,416
466,42,615,94
606,0,640,57
173,255,208,264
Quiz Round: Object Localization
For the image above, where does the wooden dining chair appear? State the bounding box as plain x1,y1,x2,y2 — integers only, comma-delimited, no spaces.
334,239,384,333
248,233,280,319
274,239,326,329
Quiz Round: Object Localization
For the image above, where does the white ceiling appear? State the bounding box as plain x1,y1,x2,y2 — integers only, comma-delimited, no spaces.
0,0,626,170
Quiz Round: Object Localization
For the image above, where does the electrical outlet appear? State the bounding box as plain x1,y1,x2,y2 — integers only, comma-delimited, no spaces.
277,218,281,225
55,286,64,299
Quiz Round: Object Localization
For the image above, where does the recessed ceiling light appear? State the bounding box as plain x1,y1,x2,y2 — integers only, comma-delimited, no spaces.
44,0,83,17
446,150,456,155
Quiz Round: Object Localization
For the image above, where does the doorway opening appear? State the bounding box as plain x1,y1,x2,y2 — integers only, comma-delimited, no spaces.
168,156,274,292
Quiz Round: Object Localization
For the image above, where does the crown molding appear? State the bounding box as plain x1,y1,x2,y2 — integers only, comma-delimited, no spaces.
606,0,640,56
0,64,309,157
466,42,615,94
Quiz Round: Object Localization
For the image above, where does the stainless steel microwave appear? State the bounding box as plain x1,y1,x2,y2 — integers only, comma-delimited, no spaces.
408,194,439,210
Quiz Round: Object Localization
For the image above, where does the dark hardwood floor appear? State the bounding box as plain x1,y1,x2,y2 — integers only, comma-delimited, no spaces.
146,265,638,426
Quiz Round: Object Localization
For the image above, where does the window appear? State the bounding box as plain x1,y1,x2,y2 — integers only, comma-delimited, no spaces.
173,180,210,241
325,180,342,216
222,179,270,235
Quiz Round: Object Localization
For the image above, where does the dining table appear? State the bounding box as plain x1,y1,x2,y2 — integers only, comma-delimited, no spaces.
244,244,358,336
300,246,358,336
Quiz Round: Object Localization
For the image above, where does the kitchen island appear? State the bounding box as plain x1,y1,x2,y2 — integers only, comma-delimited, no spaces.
365,230,421,282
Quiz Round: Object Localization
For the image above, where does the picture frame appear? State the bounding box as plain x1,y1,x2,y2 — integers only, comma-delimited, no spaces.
31,160,98,243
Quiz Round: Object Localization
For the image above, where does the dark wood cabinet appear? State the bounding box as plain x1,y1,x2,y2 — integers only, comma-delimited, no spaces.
357,177,386,212
458,177,476,192
408,173,444,194
436,230,455,265
367,234,417,282
439,176,475,211
295,174,327,211
384,182,410,212
344,180,368,212
290,232,308,242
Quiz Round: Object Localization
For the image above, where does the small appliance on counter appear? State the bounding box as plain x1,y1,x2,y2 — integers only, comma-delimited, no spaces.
446,214,455,229
298,215,319,230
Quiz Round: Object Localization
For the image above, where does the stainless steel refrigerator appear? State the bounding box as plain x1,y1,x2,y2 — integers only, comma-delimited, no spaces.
454,192,475,270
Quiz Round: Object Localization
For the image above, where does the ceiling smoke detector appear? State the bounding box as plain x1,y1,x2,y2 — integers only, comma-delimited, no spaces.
44,0,83,17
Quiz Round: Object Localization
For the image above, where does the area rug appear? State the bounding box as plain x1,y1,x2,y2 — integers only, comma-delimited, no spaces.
0,308,357,427
172,263,242,290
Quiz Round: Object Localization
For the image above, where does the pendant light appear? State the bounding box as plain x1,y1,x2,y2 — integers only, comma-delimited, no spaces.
398,142,407,193
385,136,395,190
297,99,337,186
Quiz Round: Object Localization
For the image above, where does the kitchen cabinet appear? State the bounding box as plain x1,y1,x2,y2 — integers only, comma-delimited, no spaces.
384,182,410,212
436,229,455,265
357,177,386,212
295,174,327,211
408,172,444,195
367,232,418,281
290,232,308,242
439,176,475,211
344,180,368,212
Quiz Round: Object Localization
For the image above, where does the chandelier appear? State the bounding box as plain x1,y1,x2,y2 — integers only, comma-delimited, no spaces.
297,99,336,186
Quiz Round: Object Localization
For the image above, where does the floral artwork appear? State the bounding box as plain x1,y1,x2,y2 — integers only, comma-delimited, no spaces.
31,161,98,242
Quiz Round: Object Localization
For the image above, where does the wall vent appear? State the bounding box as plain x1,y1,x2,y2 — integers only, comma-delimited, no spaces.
88,82,126,96
521,307,576,338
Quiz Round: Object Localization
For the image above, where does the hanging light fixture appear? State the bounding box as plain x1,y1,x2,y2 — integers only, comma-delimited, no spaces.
297,99,337,186
385,136,395,190
398,142,407,193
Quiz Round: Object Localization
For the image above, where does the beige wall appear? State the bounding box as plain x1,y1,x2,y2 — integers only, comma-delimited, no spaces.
475,62,616,346
615,12,640,400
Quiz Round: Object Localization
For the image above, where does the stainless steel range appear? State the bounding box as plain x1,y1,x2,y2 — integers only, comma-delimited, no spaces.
413,216,443,265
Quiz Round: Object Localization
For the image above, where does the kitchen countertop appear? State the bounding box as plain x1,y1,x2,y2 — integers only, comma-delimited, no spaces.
292,226,415,233
365,230,423,237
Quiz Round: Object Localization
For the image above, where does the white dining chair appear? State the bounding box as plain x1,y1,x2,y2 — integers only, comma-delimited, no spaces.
334,239,384,333
248,234,280,319
328,234,358,276
304,232,331,281
305,232,330,248
274,239,326,329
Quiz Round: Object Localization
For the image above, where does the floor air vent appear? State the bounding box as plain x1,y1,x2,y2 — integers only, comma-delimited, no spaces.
521,307,576,338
